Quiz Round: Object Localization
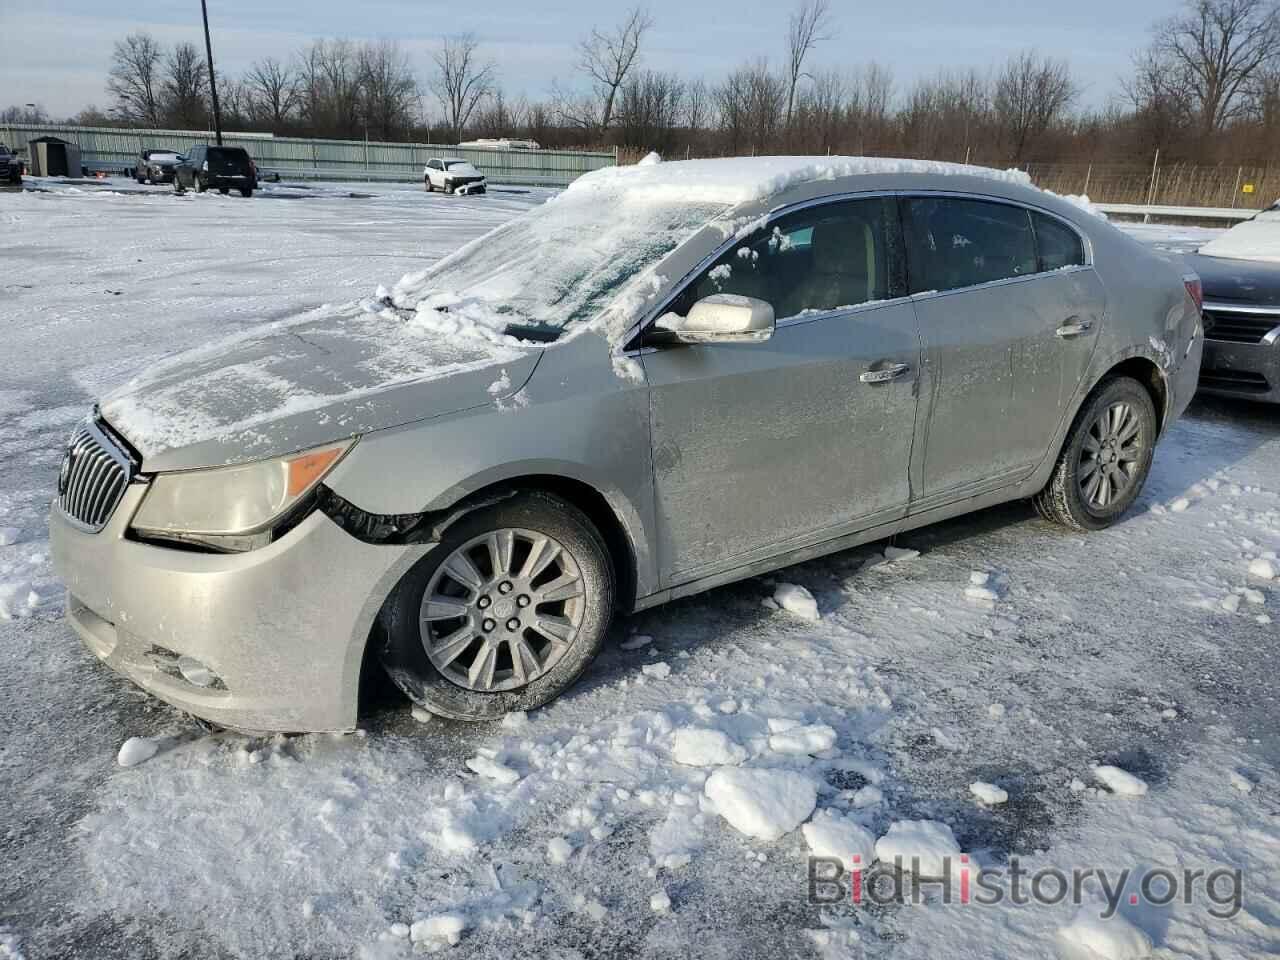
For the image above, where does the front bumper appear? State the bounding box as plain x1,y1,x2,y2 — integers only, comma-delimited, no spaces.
49,485,426,732
1199,337,1280,404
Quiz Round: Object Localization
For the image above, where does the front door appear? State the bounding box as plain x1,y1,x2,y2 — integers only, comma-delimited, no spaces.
640,196,921,582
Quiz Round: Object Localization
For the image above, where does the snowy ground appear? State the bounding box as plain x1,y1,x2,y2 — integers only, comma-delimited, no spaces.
1,182,1278,960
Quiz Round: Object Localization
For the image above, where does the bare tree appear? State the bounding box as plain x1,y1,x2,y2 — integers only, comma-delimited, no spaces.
715,59,787,153
577,7,653,133
784,0,832,130
245,58,300,129
992,51,1078,163
1139,0,1280,139
359,40,419,139
160,42,209,128
107,32,164,126
432,33,496,142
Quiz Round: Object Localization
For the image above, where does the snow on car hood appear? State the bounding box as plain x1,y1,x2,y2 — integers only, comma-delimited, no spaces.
99,301,539,472
1197,207,1280,263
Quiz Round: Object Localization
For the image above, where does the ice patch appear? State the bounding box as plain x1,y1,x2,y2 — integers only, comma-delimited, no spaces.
546,836,574,864
1248,557,1276,580
649,890,671,913
0,527,21,546
641,661,671,680
883,545,920,562
704,768,817,841
773,583,819,620
0,582,38,620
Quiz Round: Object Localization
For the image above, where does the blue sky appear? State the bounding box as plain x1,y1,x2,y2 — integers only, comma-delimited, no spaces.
2,0,1177,119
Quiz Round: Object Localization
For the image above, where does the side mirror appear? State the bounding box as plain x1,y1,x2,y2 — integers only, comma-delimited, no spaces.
655,294,775,344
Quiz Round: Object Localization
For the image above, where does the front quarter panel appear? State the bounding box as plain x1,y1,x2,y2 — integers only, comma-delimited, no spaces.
323,332,659,599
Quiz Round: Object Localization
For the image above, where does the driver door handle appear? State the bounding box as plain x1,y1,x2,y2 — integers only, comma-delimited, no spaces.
1056,317,1094,339
860,362,911,384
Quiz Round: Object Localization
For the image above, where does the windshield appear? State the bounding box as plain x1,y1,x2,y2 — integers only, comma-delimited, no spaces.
391,187,727,340
150,152,181,162
444,161,468,170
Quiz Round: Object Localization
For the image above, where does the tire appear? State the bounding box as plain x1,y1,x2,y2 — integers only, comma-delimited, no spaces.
218,186,230,195
1033,376,1157,531
380,491,615,721
194,175,206,193
240,188,253,197
173,177,185,195
135,172,145,184
424,178,433,192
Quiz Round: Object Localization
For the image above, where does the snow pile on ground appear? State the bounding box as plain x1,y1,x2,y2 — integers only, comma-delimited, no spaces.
671,727,747,766
874,820,963,878
969,780,1009,805
767,719,837,755
772,582,819,620
409,913,466,947
1057,906,1153,959
0,582,38,620
115,737,159,768
703,767,817,841
801,810,877,863
1197,207,1280,263
1092,765,1149,797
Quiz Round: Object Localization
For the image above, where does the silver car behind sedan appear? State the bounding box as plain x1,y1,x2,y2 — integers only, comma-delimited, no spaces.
49,157,1203,731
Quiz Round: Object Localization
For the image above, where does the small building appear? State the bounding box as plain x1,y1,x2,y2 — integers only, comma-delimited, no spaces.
28,136,82,178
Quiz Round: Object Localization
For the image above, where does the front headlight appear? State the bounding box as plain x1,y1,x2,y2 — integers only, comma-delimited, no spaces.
130,439,354,551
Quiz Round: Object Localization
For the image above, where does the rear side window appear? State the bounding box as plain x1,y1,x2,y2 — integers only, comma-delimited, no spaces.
904,197,1037,294
1032,212,1085,271
670,197,903,321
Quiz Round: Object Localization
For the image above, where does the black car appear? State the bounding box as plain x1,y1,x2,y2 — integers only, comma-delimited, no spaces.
0,144,24,185
1184,206,1280,404
135,148,185,184
174,145,258,197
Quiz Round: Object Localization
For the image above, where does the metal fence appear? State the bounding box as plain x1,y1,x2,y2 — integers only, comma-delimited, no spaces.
1026,161,1276,210
0,122,617,187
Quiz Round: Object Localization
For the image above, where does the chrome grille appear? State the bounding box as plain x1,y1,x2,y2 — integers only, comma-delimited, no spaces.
1202,305,1280,345
58,420,136,532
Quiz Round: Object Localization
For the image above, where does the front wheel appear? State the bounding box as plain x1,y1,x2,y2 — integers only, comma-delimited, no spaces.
194,175,206,193
1033,376,1157,531
380,491,615,721
240,188,253,197
424,178,433,192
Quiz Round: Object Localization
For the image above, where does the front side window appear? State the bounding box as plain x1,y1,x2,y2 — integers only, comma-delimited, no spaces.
1032,212,1085,271
668,197,901,321
904,197,1037,294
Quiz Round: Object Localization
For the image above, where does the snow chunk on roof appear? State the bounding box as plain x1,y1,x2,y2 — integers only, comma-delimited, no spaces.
1197,207,1280,263
568,155,1033,205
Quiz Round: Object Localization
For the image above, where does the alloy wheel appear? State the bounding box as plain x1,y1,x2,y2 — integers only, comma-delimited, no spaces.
420,528,586,692
1077,401,1145,510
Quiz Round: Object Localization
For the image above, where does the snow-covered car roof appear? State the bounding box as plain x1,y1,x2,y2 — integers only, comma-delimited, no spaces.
1197,206,1280,264
566,155,1034,206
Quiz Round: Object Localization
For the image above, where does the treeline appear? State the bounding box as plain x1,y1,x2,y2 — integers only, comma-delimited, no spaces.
11,0,1280,167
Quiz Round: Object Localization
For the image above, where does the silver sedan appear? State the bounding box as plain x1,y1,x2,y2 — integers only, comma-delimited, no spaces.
49,158,1203,731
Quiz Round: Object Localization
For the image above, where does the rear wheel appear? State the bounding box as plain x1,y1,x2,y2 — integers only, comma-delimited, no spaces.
218,186,230,195
1033,376,1157,531
240,187,253,197
380,491,615,721
194,175,206,193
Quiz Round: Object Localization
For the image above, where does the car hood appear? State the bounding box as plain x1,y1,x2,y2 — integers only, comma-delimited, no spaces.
99,301,541,473
1184,252,1280,305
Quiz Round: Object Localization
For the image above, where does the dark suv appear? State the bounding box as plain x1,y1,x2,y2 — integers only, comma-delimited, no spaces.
0,144,23,185
174,145,258,197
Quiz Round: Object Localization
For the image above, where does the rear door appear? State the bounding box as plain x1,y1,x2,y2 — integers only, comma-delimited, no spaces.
901,195,1104,504
641,196,921,582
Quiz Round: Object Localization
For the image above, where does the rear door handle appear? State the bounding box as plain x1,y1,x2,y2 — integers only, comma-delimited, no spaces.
1056,317,1094,339
860,362,911,384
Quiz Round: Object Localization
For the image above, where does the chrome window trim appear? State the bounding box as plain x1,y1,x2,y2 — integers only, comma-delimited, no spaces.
625,187,1097,349
1202,301,1280,316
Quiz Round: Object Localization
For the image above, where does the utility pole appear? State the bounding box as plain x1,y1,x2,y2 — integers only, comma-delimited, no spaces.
200,0,223,145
